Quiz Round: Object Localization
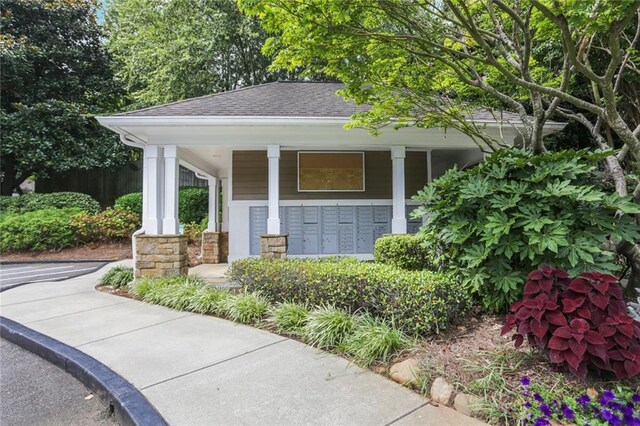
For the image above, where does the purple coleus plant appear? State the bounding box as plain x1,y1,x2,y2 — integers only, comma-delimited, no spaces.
502,266,640,379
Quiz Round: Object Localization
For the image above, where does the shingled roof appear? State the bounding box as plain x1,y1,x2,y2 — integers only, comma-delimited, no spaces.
117,82,365,118
116,81,560,125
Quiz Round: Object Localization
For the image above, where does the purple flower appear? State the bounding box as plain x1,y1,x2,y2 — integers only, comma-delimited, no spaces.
602,409,622,425
600,390,616,406
534,393,544,403
633,394,640,403
540,403,552,417
525,402,532,408
562,406,575,420
533,418,550,426
521,376,531,386
610,402,622,411
577,394,591,407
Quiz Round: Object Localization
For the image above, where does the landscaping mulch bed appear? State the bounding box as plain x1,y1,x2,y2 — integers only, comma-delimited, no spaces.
2,242,204,266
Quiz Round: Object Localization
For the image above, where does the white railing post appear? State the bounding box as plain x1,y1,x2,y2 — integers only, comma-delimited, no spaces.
267,144,281,234
391,145,407,234
162,145,179,234
207,177,219,232
144,145,164,235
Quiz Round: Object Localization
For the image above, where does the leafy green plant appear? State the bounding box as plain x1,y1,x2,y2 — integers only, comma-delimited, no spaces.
182,222,202,245
269,302,309,336
130,275,204,306
0,192,100,214
114,187,208,224
221,292,269,325
413,148,640,311
229,257,469,336
99,266,134,288
303,305,354,349
341,313,410,366
373,235,436,271
71,208,140,243
0,208,82,251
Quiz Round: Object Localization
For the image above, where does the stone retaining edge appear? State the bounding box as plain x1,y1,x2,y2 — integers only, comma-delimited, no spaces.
0,316,168,426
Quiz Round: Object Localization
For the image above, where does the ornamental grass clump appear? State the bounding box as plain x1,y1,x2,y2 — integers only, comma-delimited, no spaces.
99,266,134,288
187,286,231,315
519,376,640,426
221,292,269,325
269,302,309,336
303,305,354,349
341,313,410,366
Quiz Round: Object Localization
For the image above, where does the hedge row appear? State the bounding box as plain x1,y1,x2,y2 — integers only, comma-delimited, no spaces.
228,257,470,336
115,187,208,224
0,192,101,215
373,235,436,271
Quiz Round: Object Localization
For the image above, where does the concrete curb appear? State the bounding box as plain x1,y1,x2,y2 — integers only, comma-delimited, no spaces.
0,260,117,265
0,316,168,426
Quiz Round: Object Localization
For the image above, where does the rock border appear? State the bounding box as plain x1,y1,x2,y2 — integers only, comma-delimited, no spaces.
0,316,167,426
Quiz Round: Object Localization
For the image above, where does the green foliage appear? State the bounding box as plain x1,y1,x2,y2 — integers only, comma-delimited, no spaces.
0,208,82,251
114,187,208,224
413,148,640,311
71,208,140,242
220,292,269,325
114,192,141,215
1,0,129,194
130,275,205,306
229,257,469,336
303,305,354,350
178,187,208,224
374,235,436,271
1,192,100,214
182,223,202,245
100,266,134,288
106,0,278,107
341,313,410,366
188,286,231,315
269,302,309,336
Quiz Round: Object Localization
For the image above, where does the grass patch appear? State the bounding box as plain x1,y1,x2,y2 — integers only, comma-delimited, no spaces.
341,313,411,367
99,266,133,288
221,292,269,325
303,305,354,349
269,302,309,336
188,286,231,315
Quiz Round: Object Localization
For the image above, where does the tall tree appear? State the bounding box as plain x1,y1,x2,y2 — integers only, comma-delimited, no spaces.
106,0,285,107
0,0,130,195
240,0,640,286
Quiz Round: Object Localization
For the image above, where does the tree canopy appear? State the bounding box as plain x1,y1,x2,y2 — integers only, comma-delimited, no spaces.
240,0,640,286
0,0,130,195
106,0,287,107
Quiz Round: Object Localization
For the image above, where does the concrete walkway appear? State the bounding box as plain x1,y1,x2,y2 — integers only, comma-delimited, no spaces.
0,261,485,426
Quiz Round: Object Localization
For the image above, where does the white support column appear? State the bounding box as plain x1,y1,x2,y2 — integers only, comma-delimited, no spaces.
162,145,179,234
391,145,407,234
267,144,281,234
207,177,219,232
221,177,229,232
144,146,164,235
426,149,433,183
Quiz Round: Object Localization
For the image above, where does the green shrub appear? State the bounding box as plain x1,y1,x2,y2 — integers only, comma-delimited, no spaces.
130,275,205,306
374,234,436,270
412,148,640,311
341,313,410,366
269,302,309,336
303,305,354,349
114,187,208,224
100,266,134,288
0,208,82,251
114,192,141,215
182,222,202,245
71,208,140,243
228,257,469,336
221,292,269,325
1,192,100,214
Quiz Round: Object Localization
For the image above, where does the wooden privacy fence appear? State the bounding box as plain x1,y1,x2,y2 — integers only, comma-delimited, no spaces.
36,161,207,208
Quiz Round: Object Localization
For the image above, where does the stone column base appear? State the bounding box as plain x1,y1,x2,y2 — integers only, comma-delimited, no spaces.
135,234,188,278
201,231,229,264
260,234,288,259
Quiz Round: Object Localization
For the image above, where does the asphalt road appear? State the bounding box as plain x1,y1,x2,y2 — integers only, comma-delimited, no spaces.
0,262,107,291
0,338,118,426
